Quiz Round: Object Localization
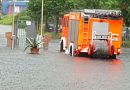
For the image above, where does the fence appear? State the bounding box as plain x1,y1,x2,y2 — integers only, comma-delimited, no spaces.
14,20,37,49
122,27,130,48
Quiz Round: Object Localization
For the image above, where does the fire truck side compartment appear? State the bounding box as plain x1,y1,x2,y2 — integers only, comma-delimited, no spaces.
68,19,79,49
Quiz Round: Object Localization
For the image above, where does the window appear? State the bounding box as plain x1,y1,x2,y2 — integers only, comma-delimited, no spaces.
84,16,89,23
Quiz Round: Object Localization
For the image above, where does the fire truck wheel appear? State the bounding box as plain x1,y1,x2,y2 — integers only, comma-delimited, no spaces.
112,55,116,59
74,50,80,57
109,54,116,59
109,46,116,59
70,46,73,56
60,41,64,52
69,46,79,56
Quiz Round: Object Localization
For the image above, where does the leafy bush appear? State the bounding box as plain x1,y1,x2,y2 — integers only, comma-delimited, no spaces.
17,21,27,28
0,15,13,25
17,11,31,20
0,11,31,25
18,15,31,20
42,32,61,39
122,40,130,48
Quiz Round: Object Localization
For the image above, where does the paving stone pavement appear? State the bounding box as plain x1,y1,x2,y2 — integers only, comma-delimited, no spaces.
0,40,130,90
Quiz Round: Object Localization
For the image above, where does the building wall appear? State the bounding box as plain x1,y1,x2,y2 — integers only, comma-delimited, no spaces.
2,2,8,14
2,0,29,15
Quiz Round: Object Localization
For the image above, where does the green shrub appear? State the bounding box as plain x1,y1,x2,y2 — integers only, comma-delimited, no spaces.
17,21,27,28
122,40,130,48
43,32,61,39
0,11,31,25
0,13,2,20
0,15,13,25
16,11,31,20
18,15,31,20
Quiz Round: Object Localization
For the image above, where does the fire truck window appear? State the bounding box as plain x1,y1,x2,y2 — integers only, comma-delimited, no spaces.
84,16,88,23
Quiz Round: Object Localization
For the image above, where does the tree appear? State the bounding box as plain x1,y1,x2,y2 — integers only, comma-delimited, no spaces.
120,0,130,39
44,0,75,33
28,0,75,33
120,0,130,27
100,0,120,9
76,0,120,9
28,0,130,34
28,0,42,30
76,0,103,9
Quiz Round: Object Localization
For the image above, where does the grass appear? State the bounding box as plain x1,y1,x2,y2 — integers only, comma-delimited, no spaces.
0,15,13,25
122,40,130,48
43,32,61,39
0,11,31,26
37,25,61,39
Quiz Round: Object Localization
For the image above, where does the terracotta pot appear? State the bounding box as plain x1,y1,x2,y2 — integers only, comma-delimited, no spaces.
43,35,51,50
30,48,39,54
5,32,12,48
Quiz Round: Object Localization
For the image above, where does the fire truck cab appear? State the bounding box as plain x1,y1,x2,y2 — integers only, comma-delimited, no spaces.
60,9,123,58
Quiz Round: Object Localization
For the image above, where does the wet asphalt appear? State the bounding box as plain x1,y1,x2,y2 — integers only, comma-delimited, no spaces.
0,39,130,90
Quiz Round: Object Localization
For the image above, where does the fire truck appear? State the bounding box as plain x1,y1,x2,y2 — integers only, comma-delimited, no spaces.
60,9,123,58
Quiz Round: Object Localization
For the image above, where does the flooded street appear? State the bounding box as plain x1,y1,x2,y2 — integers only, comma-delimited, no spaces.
0,0,130,89
0,40,130,90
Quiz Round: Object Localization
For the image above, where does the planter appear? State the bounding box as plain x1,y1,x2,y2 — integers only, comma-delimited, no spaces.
5,32,12,48
30,48,39,54
24,38,42,54
43,35,51,50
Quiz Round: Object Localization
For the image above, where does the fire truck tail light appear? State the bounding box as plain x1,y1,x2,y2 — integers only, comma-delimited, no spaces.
117,48,121,54
78,46,82,50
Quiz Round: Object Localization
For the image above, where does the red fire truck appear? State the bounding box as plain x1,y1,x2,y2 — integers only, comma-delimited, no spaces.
60,9,123,58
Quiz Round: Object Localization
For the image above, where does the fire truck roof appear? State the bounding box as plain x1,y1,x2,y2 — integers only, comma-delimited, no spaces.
83,9,121,14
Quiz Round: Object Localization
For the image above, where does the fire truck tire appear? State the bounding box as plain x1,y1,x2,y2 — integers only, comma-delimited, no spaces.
109,54,116,59
60,40,64,52
74,50,80,57
69,46,79,56
70,46,73,56
109,46,116,59
112,55,116,59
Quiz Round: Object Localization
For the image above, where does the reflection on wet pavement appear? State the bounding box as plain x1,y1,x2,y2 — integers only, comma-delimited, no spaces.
0,40,130,90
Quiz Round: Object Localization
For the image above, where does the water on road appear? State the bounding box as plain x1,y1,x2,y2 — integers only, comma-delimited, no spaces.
0,40,130,90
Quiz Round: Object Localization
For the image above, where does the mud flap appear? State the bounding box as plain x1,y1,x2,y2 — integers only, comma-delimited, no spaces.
88,44,95,58
109,46,116,59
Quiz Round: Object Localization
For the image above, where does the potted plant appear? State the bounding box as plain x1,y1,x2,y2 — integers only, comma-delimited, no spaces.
24,38,41,54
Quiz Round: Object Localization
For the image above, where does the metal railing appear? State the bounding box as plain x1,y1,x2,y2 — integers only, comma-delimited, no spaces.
122,27,130,48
